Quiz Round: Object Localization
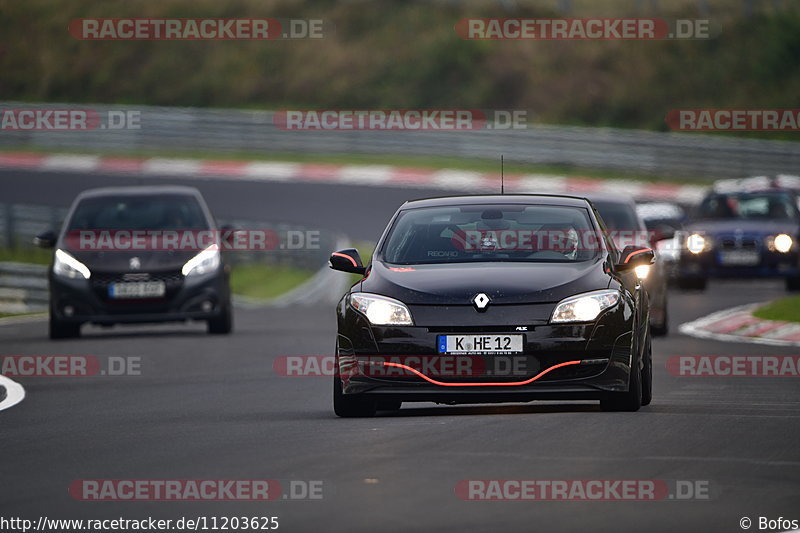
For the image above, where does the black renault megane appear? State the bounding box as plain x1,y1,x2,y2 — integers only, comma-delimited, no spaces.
329,195,655,416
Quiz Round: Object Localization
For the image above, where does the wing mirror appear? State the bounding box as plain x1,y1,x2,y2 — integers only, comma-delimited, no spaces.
616,245,655,271
329,248,366,275
34,230,57,249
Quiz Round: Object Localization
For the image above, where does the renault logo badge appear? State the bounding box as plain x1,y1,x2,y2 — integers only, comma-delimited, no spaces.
472,293,490,311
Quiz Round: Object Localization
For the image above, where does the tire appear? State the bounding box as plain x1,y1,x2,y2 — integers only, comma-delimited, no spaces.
49,313,81,339
333,376,376,418
650,305,669,337
677,277,707,291
207,303,233,334
640,336,653,407
600,346,643,412
786,277,800,292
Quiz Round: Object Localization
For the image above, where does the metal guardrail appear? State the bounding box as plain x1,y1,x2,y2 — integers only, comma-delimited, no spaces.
0,262,48,314
1,102,799,179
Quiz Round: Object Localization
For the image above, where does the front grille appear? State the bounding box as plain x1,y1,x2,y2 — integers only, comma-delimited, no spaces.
718,235,760,251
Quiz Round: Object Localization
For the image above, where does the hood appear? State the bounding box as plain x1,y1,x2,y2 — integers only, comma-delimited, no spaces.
61,248,198,273
687,219,800,236
360,259,610,305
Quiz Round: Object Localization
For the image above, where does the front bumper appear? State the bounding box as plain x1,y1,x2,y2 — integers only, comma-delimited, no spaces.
336,301,638,402
678,249,799,279
49,268,230,325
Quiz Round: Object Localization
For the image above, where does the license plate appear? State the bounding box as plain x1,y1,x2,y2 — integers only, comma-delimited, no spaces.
108,281,166,299
718,250,760,266
437,334,523,354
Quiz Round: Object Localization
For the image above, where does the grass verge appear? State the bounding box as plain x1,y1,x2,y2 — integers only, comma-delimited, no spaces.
0,247,53,265
230,263,315,300
753,296,800,324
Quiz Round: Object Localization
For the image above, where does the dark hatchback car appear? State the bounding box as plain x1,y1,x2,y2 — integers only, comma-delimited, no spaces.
329,195,655,417
35,186,233,338
677,189,800,291
584,194,670,336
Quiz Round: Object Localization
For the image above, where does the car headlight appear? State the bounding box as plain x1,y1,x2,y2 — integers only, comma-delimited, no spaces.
181,245,221,276
349,293,413,326
53,249,91,279
686,233,710,254
771,233,793,253
551,289,620,323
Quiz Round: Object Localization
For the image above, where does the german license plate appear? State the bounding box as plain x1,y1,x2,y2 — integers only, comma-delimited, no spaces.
719,250,759,266
108,281,166,299
437,334,523,354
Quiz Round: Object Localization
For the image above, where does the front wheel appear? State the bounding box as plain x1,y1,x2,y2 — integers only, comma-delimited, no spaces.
600,351,643,412
207,303,233,334
786,276,800,292
49,313,81,339
333,376,376,417
650,305,669,337
640,337,653,406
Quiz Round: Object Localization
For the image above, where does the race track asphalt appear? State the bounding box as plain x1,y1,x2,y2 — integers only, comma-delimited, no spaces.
1,169,799,533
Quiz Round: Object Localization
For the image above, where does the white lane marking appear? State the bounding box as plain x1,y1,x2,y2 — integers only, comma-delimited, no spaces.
0,374,25,412
141,158,202,176
243,161,301,181
41,154,100,172
678,303,800,347
336,165,394,185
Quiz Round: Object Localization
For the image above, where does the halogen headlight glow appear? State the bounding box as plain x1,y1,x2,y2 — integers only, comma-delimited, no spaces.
53,249,91,279
634,264,651,279
181,245,221,276
773,233,793,253
349,293,413,326
551,289,620,323
686,233,708,254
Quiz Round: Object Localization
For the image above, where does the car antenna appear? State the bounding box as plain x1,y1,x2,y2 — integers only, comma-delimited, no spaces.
501,154,504,194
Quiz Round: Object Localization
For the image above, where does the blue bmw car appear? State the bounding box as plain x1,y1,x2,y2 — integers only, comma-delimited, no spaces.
677,188,800,291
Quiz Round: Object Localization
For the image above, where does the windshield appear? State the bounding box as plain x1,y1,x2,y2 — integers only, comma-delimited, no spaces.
591,201,640,231
695,192,798,220
380,204,601,265
67,195,210,231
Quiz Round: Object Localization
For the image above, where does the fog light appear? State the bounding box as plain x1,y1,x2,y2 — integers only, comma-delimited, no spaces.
201,300,213,313
63,305,74,317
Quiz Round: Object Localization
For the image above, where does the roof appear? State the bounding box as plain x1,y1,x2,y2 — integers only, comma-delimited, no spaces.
75,185,202,199
400,194,592,210
580,192,638,207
